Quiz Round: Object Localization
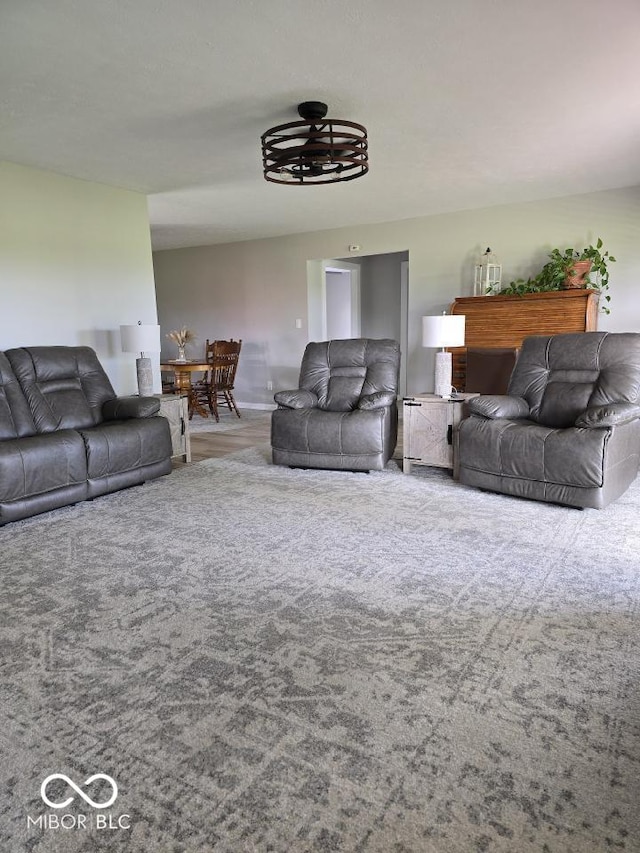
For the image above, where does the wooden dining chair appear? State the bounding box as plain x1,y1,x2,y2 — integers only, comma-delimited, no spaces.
195,339,242,421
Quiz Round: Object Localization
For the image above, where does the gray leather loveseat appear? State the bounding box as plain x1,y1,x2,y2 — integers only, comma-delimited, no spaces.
271,338,400,471
458,332,640,509
0,345,172,525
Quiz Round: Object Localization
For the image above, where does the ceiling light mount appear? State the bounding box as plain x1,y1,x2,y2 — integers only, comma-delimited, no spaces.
297,101,329,121
261,101,369,186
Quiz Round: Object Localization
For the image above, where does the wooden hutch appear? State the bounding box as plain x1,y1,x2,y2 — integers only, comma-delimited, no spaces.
448,289,599,390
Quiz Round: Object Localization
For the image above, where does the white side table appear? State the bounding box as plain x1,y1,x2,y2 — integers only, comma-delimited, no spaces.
402,393,478,479
158,394,191,463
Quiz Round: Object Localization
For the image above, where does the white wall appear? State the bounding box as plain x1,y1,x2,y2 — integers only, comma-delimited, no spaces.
0,161,159,394
153,185,640,402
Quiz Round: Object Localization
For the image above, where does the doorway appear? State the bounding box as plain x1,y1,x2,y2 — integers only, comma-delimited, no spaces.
322,259,361,339
307,251,409,397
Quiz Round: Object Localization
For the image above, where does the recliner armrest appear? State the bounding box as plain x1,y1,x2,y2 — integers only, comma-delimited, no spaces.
102,396,161,420
575,402,640,429
274,389,318,409
468,395,530,420
358,391,396,410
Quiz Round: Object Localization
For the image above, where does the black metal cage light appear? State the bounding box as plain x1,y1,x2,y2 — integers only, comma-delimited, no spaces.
261,101,369,185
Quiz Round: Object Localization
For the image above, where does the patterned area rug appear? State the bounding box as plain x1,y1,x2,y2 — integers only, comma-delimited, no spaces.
188,408,272,434
1,447,639,852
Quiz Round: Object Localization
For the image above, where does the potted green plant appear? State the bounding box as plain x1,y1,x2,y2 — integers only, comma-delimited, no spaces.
497,238,616,313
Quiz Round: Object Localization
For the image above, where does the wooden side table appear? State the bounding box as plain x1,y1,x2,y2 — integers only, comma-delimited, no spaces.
158,394,191,463
402,393,478,479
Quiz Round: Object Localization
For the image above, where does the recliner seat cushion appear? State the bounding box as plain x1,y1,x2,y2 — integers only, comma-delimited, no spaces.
272,407,388,456
459,417,609,488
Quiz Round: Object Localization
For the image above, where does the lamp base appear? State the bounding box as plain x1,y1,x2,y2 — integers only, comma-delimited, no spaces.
434,351,453,399
136,356,154,397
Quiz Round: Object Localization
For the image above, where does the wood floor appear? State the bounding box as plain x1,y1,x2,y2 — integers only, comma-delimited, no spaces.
188,412,272,462
181,411,404,464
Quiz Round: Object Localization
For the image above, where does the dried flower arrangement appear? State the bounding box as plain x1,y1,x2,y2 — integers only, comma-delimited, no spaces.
166,326,197,361
166,326,197,348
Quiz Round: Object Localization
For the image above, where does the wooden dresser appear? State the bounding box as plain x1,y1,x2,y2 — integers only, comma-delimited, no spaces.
449,289,599,390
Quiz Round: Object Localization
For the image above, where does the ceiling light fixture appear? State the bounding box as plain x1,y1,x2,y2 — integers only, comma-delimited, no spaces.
261,101,369,185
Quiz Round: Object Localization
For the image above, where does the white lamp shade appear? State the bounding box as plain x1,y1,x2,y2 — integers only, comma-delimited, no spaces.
422,314,466,348
120,324,161,354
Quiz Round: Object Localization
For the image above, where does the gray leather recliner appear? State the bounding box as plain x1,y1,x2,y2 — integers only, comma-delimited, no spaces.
458,332,640,509
271,339,400,471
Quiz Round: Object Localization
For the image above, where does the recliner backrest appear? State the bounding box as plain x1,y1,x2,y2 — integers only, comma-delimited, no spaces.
6,346,116,433
299,339,400,412
508,332,640,428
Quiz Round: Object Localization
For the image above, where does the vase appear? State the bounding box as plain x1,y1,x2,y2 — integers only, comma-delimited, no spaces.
563,260,592,290
175,345,187,362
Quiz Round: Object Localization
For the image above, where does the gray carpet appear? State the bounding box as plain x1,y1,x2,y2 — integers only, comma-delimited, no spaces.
1,447,639,852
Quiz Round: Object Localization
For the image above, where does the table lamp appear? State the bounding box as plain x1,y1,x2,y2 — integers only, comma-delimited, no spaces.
120,322,161,397
422,313,466,398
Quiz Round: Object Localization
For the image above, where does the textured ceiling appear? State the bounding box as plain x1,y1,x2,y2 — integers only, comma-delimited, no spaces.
2,0,640,250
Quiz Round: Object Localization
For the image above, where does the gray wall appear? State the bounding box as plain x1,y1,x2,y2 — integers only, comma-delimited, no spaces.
153,186,640,405
325,271,354,339
358,251,408,341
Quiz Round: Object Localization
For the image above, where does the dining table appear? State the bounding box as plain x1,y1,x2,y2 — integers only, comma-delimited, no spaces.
160,360,210,419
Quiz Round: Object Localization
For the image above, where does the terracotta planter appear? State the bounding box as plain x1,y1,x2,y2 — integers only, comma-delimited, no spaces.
563,259,592,290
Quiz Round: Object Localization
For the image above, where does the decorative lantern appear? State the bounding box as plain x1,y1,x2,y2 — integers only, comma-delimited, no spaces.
474,247,502,296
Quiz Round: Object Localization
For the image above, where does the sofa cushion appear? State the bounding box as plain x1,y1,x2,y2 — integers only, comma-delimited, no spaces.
0,430,88,502
0,352,37,439
79,417,172,480
6,346,116,433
